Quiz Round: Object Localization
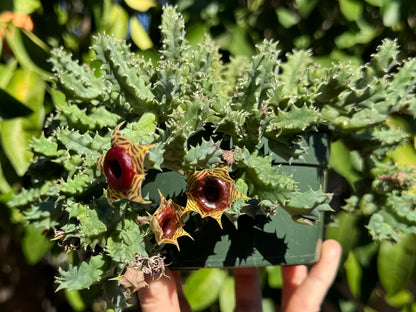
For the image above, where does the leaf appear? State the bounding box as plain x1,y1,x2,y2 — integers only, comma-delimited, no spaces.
100,2,129,39
295,0,318,17
124,0,157,11
50,47,106,101
21,224,53,265
339,0,363,21
184,138,223,170
1,118,34,176
92,34,156,113
4,25,49,79
106,219,147,262
219,276,236,312
56,254,110,291
326,211,361,260
385,289,414,308
282,188,333,224
14,0,42,14
0,89,32,119
378,234,416,295
31,134,58,157
184,268,228,311
344,251,362,297
276,7,300,28
241,150,297,204
330,140,362,191
279,50,313,95
65,290,86,312
266,266,283,288
122,112,158,144
382,1,401,27
130,16,153,50
269,106,318,133
367,211,402,242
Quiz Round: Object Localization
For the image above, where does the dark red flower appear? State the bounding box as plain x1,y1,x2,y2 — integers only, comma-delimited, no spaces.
97,123,154,203
184,167,248,227
150,191,192,250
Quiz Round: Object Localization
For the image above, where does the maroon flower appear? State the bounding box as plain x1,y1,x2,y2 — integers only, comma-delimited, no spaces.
184,167,249,227
150,191,192,250
97,123,154,203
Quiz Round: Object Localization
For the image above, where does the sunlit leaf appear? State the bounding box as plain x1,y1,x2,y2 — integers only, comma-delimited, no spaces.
219,276,236,312
0,89,32,119
65,290,86,312
184,268,228,311
14,0,41,14
378,234,416,295
124,0,157,12
266,266,283,288
382,1,401,27
339,0,363,21
4,25,49,79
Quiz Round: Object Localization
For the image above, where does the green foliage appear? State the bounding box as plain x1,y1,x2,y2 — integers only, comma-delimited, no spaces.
4,2,416,311
56,254,111,291
183,268,228,311
176,0,416,61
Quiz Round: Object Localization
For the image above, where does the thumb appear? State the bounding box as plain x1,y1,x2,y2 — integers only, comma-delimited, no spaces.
138,268,181,312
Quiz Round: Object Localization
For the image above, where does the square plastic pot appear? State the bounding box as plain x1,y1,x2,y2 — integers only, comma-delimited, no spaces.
156,132,330,268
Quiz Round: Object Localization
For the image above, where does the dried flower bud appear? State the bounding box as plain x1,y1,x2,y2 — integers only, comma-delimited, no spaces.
119,267,148,296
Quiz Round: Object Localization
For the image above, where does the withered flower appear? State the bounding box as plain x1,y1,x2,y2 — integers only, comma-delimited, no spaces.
97,123,154,204
185,166,249,227
119,267,148,296
150,191,192,250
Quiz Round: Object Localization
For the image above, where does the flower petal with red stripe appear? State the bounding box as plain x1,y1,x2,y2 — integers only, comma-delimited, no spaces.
150,191,192,250
185,166,249,227
97,123,154,204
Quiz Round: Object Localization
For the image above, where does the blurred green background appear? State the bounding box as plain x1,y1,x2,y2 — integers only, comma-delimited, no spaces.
1,0,416,311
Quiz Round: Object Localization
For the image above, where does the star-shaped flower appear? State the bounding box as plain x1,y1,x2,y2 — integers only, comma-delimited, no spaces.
184,166,249,227
150,191,192,250
97,123,154,204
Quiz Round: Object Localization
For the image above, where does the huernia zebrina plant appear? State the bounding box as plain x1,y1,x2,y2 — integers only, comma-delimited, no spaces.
10,5,416,310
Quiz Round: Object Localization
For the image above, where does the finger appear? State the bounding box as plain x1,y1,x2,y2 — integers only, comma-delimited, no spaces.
171,270,192,312
234,267,262,312
138,268,181,312
281,265,308,311
284,239,342,312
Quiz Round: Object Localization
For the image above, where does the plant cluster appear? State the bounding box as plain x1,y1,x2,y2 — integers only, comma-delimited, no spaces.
10,5,416,311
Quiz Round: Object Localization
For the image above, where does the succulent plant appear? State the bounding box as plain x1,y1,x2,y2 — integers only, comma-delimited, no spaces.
10,5,416,311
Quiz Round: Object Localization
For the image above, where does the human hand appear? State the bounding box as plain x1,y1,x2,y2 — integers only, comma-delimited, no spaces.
281,239,342,312
137,239,342,312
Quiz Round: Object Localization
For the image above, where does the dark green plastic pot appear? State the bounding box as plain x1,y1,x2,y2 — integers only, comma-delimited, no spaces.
154,132,329,268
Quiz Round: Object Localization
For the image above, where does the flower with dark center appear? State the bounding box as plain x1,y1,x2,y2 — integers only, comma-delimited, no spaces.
97,123,154,204
185,166,249,227
150,191,192,250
